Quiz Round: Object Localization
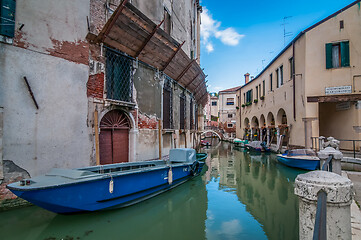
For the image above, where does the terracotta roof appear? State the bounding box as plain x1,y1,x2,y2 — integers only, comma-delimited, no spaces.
219,86,241,93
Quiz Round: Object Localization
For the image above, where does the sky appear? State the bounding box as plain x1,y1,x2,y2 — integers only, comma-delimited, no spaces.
200,0,358,93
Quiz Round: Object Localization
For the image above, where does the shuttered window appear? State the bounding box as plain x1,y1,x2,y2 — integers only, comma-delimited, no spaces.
0,0,16,38
190,99,194,130
163,78,173,129
180,93,186,130
326,41,350,69
246,89,253,103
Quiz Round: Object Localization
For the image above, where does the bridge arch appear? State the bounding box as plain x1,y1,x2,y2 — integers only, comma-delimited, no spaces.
200,130,223,140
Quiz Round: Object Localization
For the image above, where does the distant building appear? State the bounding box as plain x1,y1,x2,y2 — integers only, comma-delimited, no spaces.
236,0,361,150
219,87,240,138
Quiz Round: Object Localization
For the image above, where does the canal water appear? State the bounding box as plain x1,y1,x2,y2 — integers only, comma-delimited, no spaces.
0,141,304,240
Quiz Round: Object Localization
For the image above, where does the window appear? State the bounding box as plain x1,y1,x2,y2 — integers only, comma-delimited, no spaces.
190,99,194,130
228,113,232,118
163,78,173,129
255,86,258,99
211,101,217,106
106,48,133,102
164,8,171,35
227,123,233,128
243,93,246,104
276,65,283,88
269,74,273,91
262,80,265,96
246,89,253,103
340,20,344,30
259,84,261,98
180,92,186,129
226,98,234,105
326,41,349,69
289,57,294,79
0,0,16,38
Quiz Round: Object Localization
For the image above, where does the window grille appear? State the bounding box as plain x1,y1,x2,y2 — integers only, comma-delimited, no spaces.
163,76,173,129
105,48,133,103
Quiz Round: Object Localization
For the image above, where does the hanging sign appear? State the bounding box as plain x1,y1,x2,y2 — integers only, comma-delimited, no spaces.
325,86,352,95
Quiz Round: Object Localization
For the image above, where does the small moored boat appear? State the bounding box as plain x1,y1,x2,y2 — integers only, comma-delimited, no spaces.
7,148,206,214
276,149,320,170
196,152,208,161
245,141,270,152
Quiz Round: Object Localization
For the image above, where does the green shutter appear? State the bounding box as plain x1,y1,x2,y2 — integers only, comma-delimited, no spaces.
341,41,350,67
0,0,16,38
325,43,333,69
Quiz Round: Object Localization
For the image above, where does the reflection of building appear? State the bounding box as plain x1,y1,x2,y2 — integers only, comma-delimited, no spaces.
219,87,239,138
236,1,361,150
204,92,219,128
232,151,299,240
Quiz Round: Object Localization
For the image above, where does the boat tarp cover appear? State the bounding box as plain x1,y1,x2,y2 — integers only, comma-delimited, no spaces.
287,149,317,157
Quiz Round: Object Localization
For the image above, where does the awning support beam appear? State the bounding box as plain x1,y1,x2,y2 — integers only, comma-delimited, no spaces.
135,19,164,58
176,59,197,82
184,72,201,89
161,41,185,71
100,0,128,42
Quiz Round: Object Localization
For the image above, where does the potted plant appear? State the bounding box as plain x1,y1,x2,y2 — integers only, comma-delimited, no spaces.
241,104,245,108
260,96,265,100
254,99,258,103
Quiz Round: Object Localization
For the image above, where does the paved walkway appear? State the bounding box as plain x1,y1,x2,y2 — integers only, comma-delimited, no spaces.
343,171,361,239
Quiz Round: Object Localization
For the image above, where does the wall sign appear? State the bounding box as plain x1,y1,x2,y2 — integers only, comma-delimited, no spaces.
325,86,352,95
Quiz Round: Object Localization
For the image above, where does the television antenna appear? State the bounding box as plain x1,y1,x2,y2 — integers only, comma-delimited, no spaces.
281,16,292,46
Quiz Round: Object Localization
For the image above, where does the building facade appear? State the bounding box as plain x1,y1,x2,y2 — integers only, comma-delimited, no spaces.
236,0,361,150
0,0,207,202
218,87,239,138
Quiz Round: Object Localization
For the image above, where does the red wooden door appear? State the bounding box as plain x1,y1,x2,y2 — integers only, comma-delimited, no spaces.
99,110,130,164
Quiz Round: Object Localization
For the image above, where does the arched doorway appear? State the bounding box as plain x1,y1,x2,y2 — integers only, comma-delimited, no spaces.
276,108,287,125
99,110,131,164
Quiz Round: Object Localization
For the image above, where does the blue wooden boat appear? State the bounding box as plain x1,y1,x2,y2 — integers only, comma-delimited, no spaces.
276,149,320,170
7,148,206,214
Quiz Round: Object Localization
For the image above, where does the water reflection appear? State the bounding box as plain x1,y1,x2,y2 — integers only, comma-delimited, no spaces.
204,140,301,240
0,176,207,240
1,141,301,240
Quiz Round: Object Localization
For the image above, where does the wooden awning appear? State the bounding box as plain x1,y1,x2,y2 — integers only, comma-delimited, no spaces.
307,94,361,103
91,0,208,106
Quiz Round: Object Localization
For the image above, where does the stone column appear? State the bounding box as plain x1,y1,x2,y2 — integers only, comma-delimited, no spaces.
295,171,353,240
318,147,343,175
267,128,270,146
250,128,253,141
260,128,263,142
276,127,280,146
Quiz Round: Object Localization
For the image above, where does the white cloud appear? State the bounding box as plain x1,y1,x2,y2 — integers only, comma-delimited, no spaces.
215,28,244,46
206,43,214,53
201,8,243,52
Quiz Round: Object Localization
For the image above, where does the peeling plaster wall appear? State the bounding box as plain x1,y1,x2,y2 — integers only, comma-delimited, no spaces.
0,45,92,177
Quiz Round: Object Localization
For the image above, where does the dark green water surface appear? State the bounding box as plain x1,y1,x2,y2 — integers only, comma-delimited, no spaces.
0,141,303,240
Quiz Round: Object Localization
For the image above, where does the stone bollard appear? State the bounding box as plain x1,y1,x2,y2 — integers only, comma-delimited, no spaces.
295,171,353,240
318,147,343,175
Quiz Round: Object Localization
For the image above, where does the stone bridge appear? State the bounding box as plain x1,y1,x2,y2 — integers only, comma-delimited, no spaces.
200,129,224,140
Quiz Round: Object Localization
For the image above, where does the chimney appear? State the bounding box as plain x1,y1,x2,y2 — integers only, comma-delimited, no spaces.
244,73,250,84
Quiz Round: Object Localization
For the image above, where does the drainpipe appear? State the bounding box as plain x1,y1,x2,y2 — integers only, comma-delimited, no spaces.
293,42,296,121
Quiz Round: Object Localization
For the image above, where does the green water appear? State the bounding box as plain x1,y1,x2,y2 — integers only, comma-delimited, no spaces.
0,141,303,240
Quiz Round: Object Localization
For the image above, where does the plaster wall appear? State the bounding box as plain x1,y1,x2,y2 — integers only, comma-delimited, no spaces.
0,45,92,177
304,4,361,139
218,92,237,125
210,96,219,118
238,44,307,147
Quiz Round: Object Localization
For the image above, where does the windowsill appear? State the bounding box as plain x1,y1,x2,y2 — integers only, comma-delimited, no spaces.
327,66,351,70
162,129,175,134
105,99,136,108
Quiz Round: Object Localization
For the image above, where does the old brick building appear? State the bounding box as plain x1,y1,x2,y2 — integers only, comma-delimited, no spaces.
0,0,207,205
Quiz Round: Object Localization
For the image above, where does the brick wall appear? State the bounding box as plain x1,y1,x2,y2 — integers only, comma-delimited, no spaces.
87,73,104,98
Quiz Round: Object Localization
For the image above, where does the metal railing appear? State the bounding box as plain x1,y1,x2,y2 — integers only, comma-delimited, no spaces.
313,155,333,240
311,137,361,158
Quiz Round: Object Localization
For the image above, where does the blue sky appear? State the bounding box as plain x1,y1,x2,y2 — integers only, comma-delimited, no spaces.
200,0,357,92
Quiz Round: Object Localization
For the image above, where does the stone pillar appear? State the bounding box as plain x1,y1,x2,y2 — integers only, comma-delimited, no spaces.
318,146,343,175
276,127,280,146
295,171,353,240
260,128,263,142
267,128,270,146
250,128,253,141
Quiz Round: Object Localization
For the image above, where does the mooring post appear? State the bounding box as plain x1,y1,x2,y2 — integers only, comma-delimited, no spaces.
318,137,342,175
294,171,353,240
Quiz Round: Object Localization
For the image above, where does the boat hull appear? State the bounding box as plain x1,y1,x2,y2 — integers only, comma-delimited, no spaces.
8,161,205,214
277,155,319,170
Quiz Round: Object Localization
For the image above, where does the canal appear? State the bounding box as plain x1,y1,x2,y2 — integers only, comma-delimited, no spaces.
0,141,304,240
